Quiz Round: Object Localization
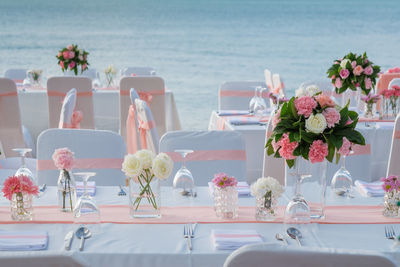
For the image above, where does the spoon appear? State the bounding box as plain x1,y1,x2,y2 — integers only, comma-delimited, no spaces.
275,233,288,245
76,226,92,251
335,189,355,198
287,227,302,247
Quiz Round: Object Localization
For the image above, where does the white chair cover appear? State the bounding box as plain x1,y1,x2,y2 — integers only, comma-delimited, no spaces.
120,76,166,140
262,115,285,185
159,130,247,185
58,88,77,128
0,78,26,157
134,99,159,154
126,88,141,154
389,78,400,89
218,81,267,110
121,67,156,77
223,243,396,267
264,69,274,91
4,68,27,83
272,73,286,96
36,129,126,186
47,77,95,129
0,255,86,267
387,114,400,176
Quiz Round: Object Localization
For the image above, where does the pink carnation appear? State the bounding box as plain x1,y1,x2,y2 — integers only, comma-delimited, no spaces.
316,94,335,108
69,62,76,69
81,63,87,71
2,175,38,200
364,77,372,89
52,148,74,171
212,173,238,188
62,51,70,59
294,96,317,118
309,140,328,163
338,137,352,156
278,133,298,160
322,108,340,128
353,65,363,76
19,175,39,196
60,61,65,69
364,65,373,75
68,51,75,59
340,69,350,79
271,110,281,128
351,61,357,68
335,78,342,88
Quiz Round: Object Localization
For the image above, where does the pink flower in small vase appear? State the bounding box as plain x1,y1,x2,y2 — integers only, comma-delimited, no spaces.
340,69,350,79
322,108,340,128
69,62,76,69
335,78,342,89
278,133,298,160
338,137,352,156
62,51,70,59
364,65,373,75
68,51,75,59
294,96,317,118
2,176,21,200
309,140,328,163
52,147,74,171
19,175,39,195
353,65,364,76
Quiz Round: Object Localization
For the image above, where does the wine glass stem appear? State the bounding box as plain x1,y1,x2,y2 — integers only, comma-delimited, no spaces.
182,154,187,169
20,153,26,168
83,178,88,197
342,156,346,169
295,175,302,196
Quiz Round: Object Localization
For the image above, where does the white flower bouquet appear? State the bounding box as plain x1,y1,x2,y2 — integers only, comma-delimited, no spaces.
251,176,284,220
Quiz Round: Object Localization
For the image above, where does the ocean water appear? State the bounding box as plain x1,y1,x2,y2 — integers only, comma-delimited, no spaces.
1,0,399,129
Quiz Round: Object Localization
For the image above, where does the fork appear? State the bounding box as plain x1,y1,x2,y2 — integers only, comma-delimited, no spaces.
118,185,127,196
385,226,396,240
183,224,193,250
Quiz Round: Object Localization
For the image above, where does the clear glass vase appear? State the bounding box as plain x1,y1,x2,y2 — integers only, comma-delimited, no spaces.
129,176,161,218
11,192,33,221
255,191,277,221
363,102,376,119
57,170,77,212
214,186,238,219
383,190,400,217
382,96,400,119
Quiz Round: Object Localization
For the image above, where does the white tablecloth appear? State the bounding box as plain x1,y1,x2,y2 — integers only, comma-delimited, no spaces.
208,111,394,183
0,186,399,267
18,89,181,142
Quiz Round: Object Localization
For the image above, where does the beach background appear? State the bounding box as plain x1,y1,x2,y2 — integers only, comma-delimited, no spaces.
0,0,399,129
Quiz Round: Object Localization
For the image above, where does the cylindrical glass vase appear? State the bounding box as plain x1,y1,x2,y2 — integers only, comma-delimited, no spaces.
57,170,77,212
11,192,33,221
383,190,400,217
255,192,277,221
214,186,238,219
129,176,161,218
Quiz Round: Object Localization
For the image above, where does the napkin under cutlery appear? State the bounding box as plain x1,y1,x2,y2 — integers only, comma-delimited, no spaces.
354,180,384,197
208,181,251,197
76,181,96,197
0,231,48,251
217,110,251,116
211,229,263,250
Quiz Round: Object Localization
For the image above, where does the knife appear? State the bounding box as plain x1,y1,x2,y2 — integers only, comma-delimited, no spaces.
64,230,74,251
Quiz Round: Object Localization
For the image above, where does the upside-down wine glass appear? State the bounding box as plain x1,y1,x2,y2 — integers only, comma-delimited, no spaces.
331,151,354,197
253,87,268,117
12,148,37,186
173,150,196,197
249,86,261,114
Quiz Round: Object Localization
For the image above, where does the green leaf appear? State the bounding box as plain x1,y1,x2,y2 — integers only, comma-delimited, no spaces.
286,159,295,168
327,143,335,162
267,144,275,156
335,152,341,164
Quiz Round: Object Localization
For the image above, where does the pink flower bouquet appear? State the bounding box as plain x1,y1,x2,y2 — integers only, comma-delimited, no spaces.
56,44,89,75
52,147,75,211
2,175,39,201
212,173,238,188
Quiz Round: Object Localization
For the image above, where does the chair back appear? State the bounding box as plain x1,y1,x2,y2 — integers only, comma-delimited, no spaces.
47,77,94,129
36,129,126,186
121,67,156,77
134,99,159,154
4,68,27,83
223,243,396,267
218,81,266,110
0,78,26,157
387,114,400,176
159,130,246,185
272,74,286,96
120,76,166,140
264,69,274,91
126,89,141,154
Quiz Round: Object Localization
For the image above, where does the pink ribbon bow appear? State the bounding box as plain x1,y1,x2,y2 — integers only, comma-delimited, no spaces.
70,110,83,129
138,118,154,150
126,105,139,154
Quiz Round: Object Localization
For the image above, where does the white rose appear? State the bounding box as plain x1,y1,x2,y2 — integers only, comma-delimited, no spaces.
122,154,142,177
250,176,284,198
295,87,306,97
305,85,321,96
340,59,350,69
152,154,173,180
135,149,155,169
305,113,327,134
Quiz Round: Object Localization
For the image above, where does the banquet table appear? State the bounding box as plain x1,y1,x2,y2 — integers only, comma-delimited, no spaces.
208,111,394,184
0,186,399,266
17,89,181,142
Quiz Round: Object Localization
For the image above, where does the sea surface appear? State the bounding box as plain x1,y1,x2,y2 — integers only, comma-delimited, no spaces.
1,0,399,129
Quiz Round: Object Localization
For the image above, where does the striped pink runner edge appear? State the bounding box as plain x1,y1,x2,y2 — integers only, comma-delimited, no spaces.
0,205,399,225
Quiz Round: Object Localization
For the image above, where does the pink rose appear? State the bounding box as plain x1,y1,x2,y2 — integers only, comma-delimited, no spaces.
294,96,317,118
67,44,74,50
364,77,372,89
60,61,65,69
52,148,74,171
335,78,342,89
338,137,352,156
69,61,75,69
322,108,340,128
81,63,87,71
57,52,62,57
340,69,350,79
353,65,363,76
62,51,70,59
278,133,298,160
316,94,335,108
68,51,75,59
351,61,357,68
364,59,369,64
309,140,328,163
364,65,373,75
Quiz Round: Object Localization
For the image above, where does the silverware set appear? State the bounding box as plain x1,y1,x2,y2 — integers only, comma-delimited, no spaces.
64,226,92,251
183,223,197,251
385,226,396,240
275,227,303,247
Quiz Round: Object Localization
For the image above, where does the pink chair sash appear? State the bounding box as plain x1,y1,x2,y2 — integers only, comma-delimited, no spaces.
394,130,400,139
120,89,165,105
47,91,93,97
126,105,139,154
165,150,246,162
0,91,18,100
37,158,123,170
350,144,371,156
138,118,155,150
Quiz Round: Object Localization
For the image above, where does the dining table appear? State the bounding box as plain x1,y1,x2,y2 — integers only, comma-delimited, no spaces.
0,185,399,266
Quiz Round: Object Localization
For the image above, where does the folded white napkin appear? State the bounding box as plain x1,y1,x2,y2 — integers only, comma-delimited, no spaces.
211,229,263,250
0,231,48,251
218,110,251,116
208,181,250,197
76,181,96,197
354,180,384,197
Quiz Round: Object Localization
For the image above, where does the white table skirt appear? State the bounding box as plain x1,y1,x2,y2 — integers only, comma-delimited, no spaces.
18,89,181,143
0,187,399,267
208,111,394,184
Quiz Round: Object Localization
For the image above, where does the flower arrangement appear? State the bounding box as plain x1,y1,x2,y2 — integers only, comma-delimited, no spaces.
56,44,89,75
2,175,39,201
27,69,43,83
122,150,173,212
211,173,239,219
381,175,400,217
265,86,365,168
104,65,117,87
211,173,238,189
381,85,400,118
327,52,381,95
251,176,284,219
53,148,75,211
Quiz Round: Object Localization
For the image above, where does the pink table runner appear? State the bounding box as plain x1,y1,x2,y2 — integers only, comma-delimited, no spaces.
0,205,399,224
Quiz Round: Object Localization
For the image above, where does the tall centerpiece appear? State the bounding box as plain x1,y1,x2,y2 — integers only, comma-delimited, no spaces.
265,87,365,221
327,52,381,117
122,149,173,218
104,64,118,88
53,148,76,212
381,84,400,119
27,69,43,88
56,44,89,75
